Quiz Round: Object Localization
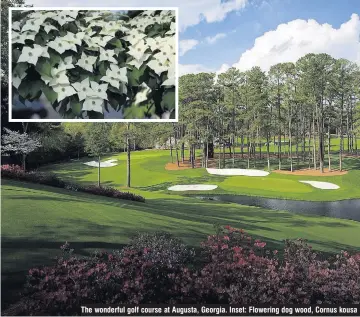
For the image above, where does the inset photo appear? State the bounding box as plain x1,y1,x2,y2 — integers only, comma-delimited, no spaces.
9,7,178,121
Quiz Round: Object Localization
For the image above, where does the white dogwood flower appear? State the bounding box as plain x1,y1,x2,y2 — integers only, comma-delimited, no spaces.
127,39,148,61
84,12,103,23
72,77,92,101
62,10,79,19
99,48,117,64
33,44,50,58
48,38,76,54
82,97,103,113
12,71,27,89
122,29,146,45
17,45,43,65
134,82,151,105
57,56,75,72
12,32,25,44
41,74,52,85
51,14,74,26
76,53,97,72
127,53,150,69
12,21,21,31
49,68,69,87
63,31,85,46
147,59,169,76
109,63,128,84
22,31,37,41
100,69,121,89
90,81,108,100
28,10,57,22
21,18,43,33
53,84,77,102
92,36,113,48
166,22,176,35
146,36,168,51
162,66,175,86
43,22,58,33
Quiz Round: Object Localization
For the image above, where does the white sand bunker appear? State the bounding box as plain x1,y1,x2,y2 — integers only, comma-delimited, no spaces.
84,159,118,167
168,184,218,191
299,181,340,190
206,168,269,177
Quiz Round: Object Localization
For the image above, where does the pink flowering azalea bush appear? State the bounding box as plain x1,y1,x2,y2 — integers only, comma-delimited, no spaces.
6,227,360,315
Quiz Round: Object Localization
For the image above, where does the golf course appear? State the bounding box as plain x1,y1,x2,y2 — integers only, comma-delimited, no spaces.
3,148,360,289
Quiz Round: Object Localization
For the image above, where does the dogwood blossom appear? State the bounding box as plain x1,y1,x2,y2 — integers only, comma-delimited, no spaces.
72,77,92,101
12,21,21,31
99,48,117,64
147,59,169,76
109,64,128,84
12,71,27,89
166,22,176,35
43,22,58,33
21,18,43,33
122,29,146,45
48,38,76,54
82,97,104,113
127,39,149,61
63,31,85,46
58,56,75,71
51,14,74,26
91,36,113,48
33,44,50,59
146,36,168,51
162,66,175,86
49,67,70,87
52,84,77,102
17,45,44,65
12,32,25,44
100,69,121,89
62,10,79,19
22,31,37,41
76,53,97,72
90,81,108,100
134,82,151,105
127,53,150,69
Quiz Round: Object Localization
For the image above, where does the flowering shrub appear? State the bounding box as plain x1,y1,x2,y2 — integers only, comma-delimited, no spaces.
1,164,23,172
5,227,360,315
11,9,176,119
2,168,145,202
80,185,145,202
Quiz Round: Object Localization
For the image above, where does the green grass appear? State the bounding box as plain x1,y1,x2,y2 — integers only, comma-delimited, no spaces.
39,149,360,201
2,148,360,307
3,179,360,276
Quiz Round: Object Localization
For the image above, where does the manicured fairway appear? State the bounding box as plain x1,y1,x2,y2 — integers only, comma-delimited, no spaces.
3,179,360,278
40,149,360,201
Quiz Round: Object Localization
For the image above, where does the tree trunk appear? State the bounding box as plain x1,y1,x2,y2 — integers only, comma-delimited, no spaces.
22,154,26,171
98,155,101,187
169,135,173,163
328,121,331,172
126,123,131,188
267,133,270,171
339,95,344,171
174,127,180,167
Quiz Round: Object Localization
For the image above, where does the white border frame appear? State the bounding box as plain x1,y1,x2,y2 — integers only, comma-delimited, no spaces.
8,7,179,122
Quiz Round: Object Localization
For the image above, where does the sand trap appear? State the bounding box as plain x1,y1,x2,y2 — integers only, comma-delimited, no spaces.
206,168,269,177
299,181,340,190
84,159,118,167
168,184,218,191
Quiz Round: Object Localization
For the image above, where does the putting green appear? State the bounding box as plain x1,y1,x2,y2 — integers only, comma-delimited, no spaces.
39,149,360,201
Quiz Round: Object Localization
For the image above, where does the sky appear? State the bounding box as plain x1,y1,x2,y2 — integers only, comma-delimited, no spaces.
27,0,360,76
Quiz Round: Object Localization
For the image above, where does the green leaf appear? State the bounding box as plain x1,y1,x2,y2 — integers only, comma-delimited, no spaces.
49,50,61,66
127,64,147,87
108,38,123,49
161,89,175,112
42,85,58,104
12,49,21,63
87,111,104,119
98,61,108,76
36,58,52,77
28,80,45,100
34,34,45,45
13,63,28,76
70,99,82,116
123,105,147,119
17,80,31,99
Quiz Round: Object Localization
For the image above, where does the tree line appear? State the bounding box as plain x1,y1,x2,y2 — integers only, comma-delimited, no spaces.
176,53,360,172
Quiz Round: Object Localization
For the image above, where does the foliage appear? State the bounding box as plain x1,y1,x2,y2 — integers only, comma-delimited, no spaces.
11,9,176,119
6,227,360,315
1,167,145,202
1,127,41,156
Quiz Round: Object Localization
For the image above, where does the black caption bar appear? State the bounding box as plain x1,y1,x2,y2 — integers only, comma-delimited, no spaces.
80,304,360,316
